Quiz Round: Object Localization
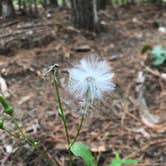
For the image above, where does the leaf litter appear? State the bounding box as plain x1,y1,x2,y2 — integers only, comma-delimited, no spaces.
0,4,165,166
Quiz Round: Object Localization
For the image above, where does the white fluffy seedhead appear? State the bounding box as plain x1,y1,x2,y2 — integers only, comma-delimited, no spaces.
68,56,115,103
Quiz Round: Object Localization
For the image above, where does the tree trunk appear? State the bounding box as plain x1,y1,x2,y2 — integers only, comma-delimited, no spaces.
1,0,14,18
49,0,58,7
33,0,38,14
64,0,71,8
71,0,100,32
41,0,48,9
0,1,2,16
97,0,107,10
28,0,33,14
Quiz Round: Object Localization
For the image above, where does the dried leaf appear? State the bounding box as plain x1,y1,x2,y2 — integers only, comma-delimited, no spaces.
0,75,10,98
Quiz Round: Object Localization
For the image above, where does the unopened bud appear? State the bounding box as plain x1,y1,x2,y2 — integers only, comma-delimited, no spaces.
4,106,14,116
0,119,4,129
0,96,14,116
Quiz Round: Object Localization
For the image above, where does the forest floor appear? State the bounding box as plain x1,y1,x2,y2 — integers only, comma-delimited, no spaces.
0,4,166,166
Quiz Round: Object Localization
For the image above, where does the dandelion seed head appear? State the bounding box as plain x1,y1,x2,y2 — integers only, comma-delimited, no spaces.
68,56,115,103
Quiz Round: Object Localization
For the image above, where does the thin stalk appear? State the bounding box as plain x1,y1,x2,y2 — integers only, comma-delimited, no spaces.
52,78,70,145
33,145,54,166
4,128,18,139
52,76,73,166
11,116,33,145
71,101,89,147
11,115,53,166
71,114,84,147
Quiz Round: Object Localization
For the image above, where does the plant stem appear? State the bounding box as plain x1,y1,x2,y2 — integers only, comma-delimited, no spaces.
11,116,32,144
33,145,54,166
11,115,53,166
71,114,84,146
71,101,89,147
52,76,73,166
4,128,18,139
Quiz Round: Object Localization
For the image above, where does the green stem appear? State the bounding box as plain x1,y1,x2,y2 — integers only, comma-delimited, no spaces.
11,115,53,166
52,78,70,145
52,76,73,166
11,116,32,144
4,128,19,139
33,145,54,166
71,114,84,147
0,96,10,110
71,101,89,147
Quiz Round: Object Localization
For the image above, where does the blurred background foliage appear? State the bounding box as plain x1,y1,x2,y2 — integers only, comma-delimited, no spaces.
0,0,166,29
2,0,166,13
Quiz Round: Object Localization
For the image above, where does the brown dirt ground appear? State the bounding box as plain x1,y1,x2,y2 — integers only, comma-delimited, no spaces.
0,4,166,166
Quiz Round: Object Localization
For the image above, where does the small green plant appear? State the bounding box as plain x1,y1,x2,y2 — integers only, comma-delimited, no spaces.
108,152,138,166
49,56,115,166
70,143,138,166
141,45,166,66
151,46,166,66
70,142,97,166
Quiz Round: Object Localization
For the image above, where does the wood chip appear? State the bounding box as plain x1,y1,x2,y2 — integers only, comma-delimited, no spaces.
73,45,91,52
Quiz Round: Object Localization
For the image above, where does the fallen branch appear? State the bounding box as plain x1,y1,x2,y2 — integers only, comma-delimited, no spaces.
145,66,166,81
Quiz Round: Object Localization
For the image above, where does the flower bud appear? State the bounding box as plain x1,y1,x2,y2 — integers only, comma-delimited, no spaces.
0,119,4,129
4,106,14,116
0,96,14,116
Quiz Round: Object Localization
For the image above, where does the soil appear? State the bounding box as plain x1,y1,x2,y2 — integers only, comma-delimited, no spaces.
0,4,166,166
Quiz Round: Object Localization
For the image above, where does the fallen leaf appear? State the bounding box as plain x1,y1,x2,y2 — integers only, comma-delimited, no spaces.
0,75,10,98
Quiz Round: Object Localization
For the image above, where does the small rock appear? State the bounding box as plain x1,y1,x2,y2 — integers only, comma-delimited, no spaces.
109,54,122,61
158,27,166,33
135,33,143,39
161,73,166,80
47,13,52,19
132,17,138,23
27,30,33,35
5,145,13,154
100,20,107,25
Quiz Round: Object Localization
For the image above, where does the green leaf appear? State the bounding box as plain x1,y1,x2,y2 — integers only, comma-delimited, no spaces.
108,158,122,166
57,108,63,117
141,45,152,54
153,21,160,28
107,152,138,166
122,159,138,164
0,119,4,129
70,142,97,166
107,152,122,166
151,46,166,66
